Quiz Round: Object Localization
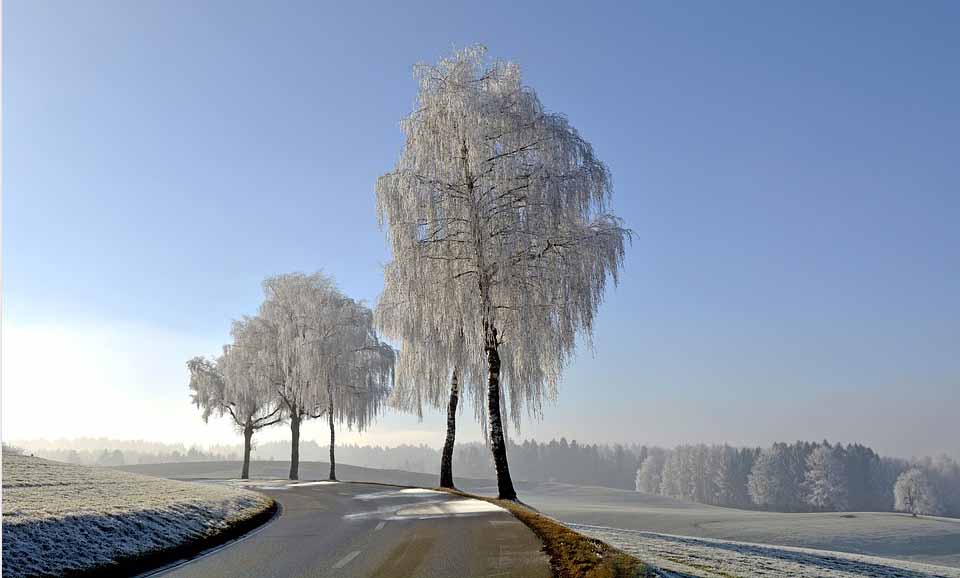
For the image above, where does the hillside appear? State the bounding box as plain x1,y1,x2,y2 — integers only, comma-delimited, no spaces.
2,455,275,577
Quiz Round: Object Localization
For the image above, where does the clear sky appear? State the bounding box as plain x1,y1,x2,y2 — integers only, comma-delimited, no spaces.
3,1,958,458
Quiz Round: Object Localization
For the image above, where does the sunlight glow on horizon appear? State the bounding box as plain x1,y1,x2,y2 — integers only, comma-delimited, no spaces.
0,320,459,449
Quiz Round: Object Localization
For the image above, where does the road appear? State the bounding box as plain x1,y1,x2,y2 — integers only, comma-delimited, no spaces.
149,481,551,578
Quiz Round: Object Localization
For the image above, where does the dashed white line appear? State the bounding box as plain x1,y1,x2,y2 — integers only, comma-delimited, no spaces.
332,550,362,569
374,521,387,531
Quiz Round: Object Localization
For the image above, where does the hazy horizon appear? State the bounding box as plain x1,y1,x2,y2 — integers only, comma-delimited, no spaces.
3,1,958,461
8,433,958,465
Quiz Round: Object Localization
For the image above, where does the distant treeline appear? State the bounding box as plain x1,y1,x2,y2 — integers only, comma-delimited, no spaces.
12,438,241,466
635,441,960,516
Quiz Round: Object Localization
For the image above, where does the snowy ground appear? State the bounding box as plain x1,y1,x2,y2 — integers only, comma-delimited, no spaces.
506,481,960,569
573,523,960,578
2,455,274,578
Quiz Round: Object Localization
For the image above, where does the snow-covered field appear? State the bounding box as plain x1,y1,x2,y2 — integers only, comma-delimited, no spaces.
509,481,960,569
573,523,960,578
2,455,274,578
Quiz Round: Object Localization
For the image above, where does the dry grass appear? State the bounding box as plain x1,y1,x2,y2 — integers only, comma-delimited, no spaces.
439,488,653,578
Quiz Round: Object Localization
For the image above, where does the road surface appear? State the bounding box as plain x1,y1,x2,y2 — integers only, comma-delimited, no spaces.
148,481,551,578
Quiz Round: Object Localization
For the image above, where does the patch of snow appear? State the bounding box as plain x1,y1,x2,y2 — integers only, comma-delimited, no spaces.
394,498,504,518
353,488,440,500
286,481,338,487
1,455,273,578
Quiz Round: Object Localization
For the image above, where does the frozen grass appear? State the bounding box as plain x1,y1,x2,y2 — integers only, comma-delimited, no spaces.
573,524,960,578
2,455,274,578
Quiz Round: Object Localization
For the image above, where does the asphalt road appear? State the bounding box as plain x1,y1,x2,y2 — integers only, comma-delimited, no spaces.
149,481,551,578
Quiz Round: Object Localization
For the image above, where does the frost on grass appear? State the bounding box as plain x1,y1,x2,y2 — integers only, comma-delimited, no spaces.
572,523,960,578
2,455,273,578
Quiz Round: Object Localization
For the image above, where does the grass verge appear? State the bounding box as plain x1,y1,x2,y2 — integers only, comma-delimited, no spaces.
439,488,653,578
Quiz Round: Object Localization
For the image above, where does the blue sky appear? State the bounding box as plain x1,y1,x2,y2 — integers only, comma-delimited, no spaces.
3,1,958,458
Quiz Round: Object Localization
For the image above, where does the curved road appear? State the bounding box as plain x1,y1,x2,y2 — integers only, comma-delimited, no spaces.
150,481,551,578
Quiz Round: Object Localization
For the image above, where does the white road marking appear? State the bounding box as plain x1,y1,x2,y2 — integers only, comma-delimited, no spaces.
332,550,362,569
375,521,386,531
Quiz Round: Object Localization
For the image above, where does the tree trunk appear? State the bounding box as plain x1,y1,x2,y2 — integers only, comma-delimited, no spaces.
464,136,516,500
439,369,460,489
328,395,337,481
289,415,300,480
486,334,517,500
241,424,253,480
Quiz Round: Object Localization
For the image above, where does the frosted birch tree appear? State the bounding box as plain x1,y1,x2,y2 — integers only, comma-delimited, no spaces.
895,468,940,516
322,297,395,481
187,320,283,479
748,447,788,509
803,444,849,511
376,262,485,489
257,273,352,480
376,46,630,499
635,448,667,494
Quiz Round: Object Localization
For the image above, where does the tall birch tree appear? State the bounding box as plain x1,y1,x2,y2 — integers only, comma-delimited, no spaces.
187,319,283,479
376,46,630,499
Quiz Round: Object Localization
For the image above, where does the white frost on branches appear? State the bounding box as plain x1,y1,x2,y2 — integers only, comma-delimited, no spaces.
894,468,940,516
188,319,283,434
375,45,631,427
803,444,849,511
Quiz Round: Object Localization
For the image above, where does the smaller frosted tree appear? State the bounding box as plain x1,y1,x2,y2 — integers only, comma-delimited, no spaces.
187,322,283,479
709,445,738,507
804,444,849,511
635,448,667,494
322,297,395,481
748,447,786,509
257,273,345,480
895,468,939,517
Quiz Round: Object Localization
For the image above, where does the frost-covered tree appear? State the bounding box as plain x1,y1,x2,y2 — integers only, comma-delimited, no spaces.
708,445,738,506
377,263,485,489
636,448,667,494
376,46,630,500
187,320,283,479
895,468,940,517
914,455,960,517
256,273,361,480
748,446,789,509
322,297,394,481
803,444,849,511
748,442,811,511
